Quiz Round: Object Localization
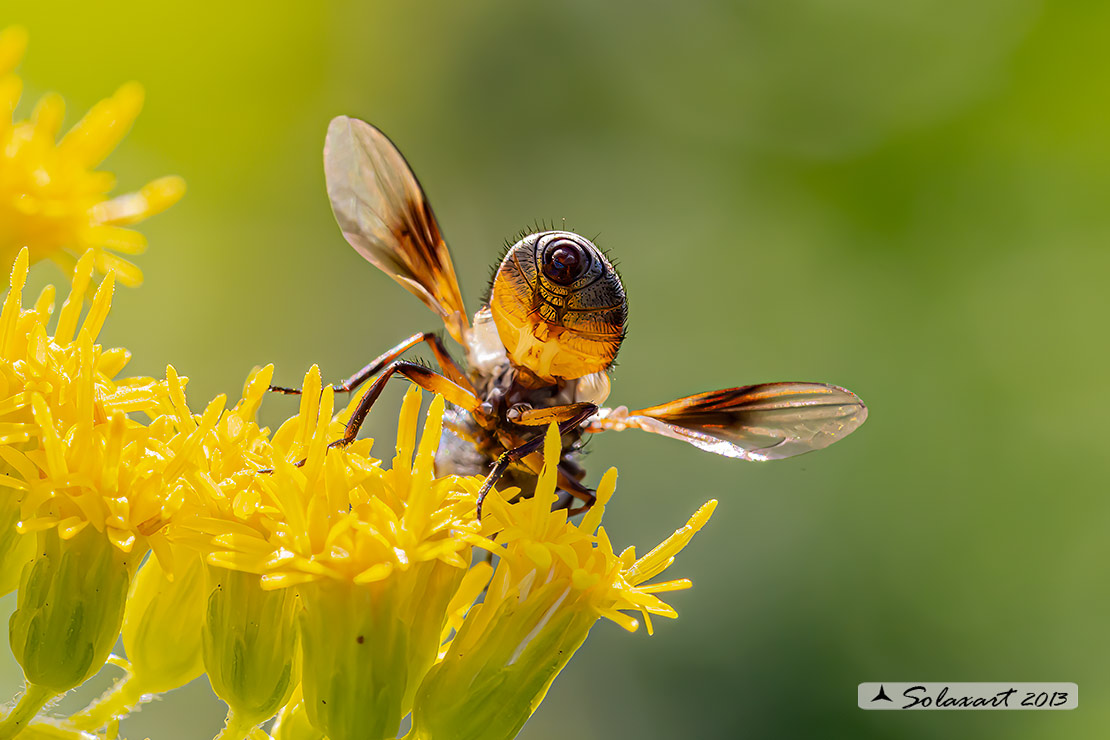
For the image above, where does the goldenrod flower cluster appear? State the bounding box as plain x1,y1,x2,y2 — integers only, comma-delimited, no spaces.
0,26,717,740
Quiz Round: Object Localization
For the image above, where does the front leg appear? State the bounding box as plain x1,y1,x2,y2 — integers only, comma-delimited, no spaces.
329,361,484,449
261,361,485,473
269,331,475,396
474,403,598,520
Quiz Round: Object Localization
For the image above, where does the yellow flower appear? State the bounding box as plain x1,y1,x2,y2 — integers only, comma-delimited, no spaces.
177,373,482,740
290,385,477,740
0,26,184,286
206,374,478,585
0,249,178,558
0,247,188,739
410,424,716,740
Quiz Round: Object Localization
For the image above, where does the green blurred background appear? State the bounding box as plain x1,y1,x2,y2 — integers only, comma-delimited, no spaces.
3,0,1109,737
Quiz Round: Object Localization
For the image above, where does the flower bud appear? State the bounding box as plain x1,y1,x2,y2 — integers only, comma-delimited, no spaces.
410,583,597,740
202,565,299,727
122,545,207,692
296,558,464,740
8,526,141,693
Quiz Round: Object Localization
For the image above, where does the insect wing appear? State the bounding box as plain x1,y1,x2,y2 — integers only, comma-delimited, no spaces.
324,116,469,343
589,382,867,461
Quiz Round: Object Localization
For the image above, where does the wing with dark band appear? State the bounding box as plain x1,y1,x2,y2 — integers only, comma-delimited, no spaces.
587,382,867,461
324,116,469,343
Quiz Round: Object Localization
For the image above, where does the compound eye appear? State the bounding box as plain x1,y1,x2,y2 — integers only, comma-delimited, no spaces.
542,240,588,285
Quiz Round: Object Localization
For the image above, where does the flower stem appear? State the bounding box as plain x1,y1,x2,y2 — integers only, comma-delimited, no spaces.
213,709,254,740
67,675,144,731
0,683,55,740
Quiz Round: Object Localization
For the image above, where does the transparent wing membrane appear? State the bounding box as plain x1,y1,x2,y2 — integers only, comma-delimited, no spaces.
589,382,867,461
324,116,469,343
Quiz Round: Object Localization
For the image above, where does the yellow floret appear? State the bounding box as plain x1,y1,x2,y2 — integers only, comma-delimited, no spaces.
0,26,183,286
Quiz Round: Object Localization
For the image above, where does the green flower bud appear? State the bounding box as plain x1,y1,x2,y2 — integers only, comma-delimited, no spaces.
410,583,597,740
296,559,464,740
8,526,141,692
1,527,141,739
68,546,210,733
202,565,299,728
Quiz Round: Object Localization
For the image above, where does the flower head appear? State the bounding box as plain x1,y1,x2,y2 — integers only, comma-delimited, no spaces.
198,374,478,585
411,423,716,740
0,249,178,558
175,374,484,740
0,245,187,740
0,26,184,285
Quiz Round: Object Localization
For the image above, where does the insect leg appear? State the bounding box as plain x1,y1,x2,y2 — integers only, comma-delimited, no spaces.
475,403,598,520
508,402,599,426
269,332,477,397
269,331,475,396
260,360,482,473
329,361,483,450
558,469,596,517
269,332,425,395
420,333,474,391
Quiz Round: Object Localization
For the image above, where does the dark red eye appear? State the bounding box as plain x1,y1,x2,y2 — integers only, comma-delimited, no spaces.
542,240,587,285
